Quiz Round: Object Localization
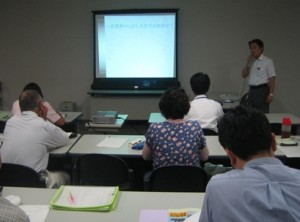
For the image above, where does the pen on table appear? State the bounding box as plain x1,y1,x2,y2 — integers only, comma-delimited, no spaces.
69,191,75,205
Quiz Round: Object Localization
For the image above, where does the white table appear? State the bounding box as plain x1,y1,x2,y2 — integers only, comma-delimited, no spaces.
69,134,284,158
60,112,83,124
265,113,300,125
69,134,143,157
85,114,128,132
49,134,81,156
276,136,300,158
149,112,300,125
2,187,205,222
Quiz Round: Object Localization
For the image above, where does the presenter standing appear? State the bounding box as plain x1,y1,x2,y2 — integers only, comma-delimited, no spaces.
242,39,276,113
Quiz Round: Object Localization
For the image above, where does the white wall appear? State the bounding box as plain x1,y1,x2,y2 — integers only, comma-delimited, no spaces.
1,0,300,119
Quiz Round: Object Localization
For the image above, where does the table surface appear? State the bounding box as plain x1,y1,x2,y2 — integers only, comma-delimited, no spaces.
69,134,144,157
265,113,300,124
276,136,300,158
2,187,205,222
149,112,300,125
60,112,83,124
68,134,284,157
49,134,81,155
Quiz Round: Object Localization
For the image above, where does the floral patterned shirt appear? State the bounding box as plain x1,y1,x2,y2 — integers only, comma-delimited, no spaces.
145,120,206,169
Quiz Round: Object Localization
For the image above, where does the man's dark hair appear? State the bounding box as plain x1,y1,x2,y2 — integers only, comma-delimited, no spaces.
159,87,190,119
248,39,264,50
19,90,42,112
23,82,44,98
190,72,210,95
217,105,272,160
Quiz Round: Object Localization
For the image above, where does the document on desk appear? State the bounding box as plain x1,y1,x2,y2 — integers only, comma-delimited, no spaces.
19,205,49,222
50,186,119,211
276,137,300,157
139,208,200,222
97,136,128,148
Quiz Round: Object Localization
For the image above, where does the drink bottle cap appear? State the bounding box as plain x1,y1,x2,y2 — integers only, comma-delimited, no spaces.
282,117,291,125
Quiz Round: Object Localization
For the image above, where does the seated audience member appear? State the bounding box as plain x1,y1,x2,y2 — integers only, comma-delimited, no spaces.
11,82,65,126
199,105,300,222
185,72,223,133
2,89,70,188
0,156,30,222
142,87,209,169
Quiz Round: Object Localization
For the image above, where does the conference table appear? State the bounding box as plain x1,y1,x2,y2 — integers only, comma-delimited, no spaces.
68,134,233,186
2,186,205,222
49,134,81,156
149,112,300,124
69,134,232,157
69,134,286,157
148,112,300,135
265,113,300,125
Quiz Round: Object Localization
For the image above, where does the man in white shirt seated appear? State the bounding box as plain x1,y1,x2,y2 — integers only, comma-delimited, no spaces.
185,72,223,133
1,89,70,188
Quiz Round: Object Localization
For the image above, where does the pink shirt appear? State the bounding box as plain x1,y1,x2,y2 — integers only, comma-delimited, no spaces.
11,100,61,124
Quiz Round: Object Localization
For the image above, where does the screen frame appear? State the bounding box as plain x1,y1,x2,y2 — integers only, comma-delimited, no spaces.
91,9,179,91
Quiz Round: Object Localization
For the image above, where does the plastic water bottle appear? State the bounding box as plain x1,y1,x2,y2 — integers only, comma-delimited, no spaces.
281,117,292,139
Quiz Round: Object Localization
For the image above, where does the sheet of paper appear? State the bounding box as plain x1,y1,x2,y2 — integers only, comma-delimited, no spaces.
139,209,168,222
168,208,200,222
20,205,49,222
183,211,201,222
278,146,300,157
97,137,128,148
139,209,201,222
54,186,117,207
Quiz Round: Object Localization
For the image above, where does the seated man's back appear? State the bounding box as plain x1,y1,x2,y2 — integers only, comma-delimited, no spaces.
185,72,223,133
199,105,300,222
186,96,223,132
202,158,300,222
2,112,68,172
1,89,69,188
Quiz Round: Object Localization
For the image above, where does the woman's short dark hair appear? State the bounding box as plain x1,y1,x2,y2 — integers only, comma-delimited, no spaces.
159,87,190,119
218,105,272,161
23,82,44,98
190,72,210,95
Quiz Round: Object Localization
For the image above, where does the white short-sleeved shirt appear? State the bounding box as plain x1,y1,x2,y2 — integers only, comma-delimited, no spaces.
12,100,61,124
1,111,69,172
248,54,276,86
185,95,224,133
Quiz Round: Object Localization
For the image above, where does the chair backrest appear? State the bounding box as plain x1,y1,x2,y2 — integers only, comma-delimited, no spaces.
240,93,249,106
149,165,208,192
76,154,132,190
202,128,218,135
0,163,46,188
